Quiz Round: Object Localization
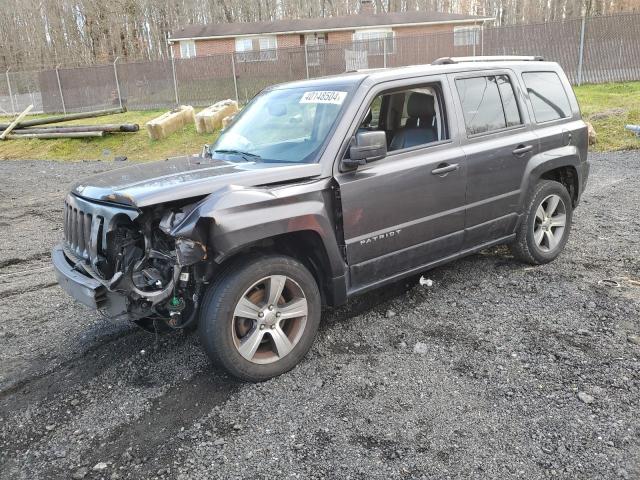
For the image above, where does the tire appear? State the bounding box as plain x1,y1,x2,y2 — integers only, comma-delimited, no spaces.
198,254,321,382
510,180,573,265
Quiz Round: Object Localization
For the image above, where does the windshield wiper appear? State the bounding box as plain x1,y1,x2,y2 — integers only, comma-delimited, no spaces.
213,149,262,162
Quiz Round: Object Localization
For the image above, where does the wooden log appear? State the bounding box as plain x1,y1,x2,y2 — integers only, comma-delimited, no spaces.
195,100,239,134
146,105,195,140
0,104,34,140
10,124,139,134
0,107,126,130
5,131,105,139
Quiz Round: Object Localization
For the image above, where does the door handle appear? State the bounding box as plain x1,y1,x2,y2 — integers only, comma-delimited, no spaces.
512,145,533,156
431,163,459,176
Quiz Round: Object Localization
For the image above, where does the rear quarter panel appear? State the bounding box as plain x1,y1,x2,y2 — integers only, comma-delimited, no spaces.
515,64,589,205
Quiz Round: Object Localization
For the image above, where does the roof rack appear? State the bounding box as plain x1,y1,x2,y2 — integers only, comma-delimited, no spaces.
432,55,544,65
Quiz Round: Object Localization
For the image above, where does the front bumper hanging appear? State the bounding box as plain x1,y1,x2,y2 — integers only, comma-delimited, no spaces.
52,245,127,315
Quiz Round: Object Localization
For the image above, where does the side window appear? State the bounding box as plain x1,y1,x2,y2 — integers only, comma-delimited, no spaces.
456,75,522,135
358,83,449,152
522,71,572,123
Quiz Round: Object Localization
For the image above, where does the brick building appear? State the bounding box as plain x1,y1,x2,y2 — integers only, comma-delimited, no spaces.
169,0,493,70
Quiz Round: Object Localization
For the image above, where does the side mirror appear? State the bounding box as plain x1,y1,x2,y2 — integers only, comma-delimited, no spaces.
343,131,387,169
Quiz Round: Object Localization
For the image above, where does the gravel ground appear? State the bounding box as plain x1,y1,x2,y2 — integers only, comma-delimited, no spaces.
0,152,639,480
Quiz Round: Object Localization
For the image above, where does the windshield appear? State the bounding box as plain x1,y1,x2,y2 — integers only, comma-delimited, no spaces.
212,86,352,164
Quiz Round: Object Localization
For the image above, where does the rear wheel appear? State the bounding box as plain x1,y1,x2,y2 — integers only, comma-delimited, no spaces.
198,255,321,382
511,180,573,265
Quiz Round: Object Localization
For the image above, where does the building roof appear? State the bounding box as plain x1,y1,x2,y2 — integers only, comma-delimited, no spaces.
170,11,493,41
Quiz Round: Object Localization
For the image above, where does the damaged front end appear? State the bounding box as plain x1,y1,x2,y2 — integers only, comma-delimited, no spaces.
52,193,209,328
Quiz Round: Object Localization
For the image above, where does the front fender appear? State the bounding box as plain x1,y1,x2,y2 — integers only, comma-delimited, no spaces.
170,181,345,277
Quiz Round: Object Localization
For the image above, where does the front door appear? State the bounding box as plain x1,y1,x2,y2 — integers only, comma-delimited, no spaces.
336,77,467,294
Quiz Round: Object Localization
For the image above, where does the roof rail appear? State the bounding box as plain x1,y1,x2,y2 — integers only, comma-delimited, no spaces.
432,55,544,65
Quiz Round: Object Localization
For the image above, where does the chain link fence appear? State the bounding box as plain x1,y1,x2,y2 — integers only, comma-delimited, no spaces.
1,12,638,115
0,69,45,114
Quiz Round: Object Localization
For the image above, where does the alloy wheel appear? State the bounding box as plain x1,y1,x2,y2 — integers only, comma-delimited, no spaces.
231,275,308,364
533,194,567,252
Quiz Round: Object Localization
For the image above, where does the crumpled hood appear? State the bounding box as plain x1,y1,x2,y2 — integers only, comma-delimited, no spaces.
72,155,323,208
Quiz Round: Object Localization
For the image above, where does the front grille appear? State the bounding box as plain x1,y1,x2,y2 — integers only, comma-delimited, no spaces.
63,200,103,262
62,193,140,272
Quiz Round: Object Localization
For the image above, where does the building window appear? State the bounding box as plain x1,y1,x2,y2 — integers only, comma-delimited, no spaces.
454,26,480,46
179,40,196,58
235,35,277,62
353,29,395,56
304,33,326,67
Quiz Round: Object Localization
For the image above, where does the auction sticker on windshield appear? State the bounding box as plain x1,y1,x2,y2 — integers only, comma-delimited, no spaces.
300,91,347,105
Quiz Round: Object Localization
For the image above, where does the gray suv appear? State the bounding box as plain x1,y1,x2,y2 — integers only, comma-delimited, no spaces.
53,56,589,381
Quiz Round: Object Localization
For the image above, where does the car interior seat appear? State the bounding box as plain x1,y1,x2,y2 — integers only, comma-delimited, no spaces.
390,93,438,150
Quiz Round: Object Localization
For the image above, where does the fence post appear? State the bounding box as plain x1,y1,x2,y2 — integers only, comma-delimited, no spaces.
6,68,15,115
170,47,179,106
577,15,587,86
113,56,123,110
231,53,239,104
383,37,387,68
472,24,477,56
55,65,66,114
304,44,310,79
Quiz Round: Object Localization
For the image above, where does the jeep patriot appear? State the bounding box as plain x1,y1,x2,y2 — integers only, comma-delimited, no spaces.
53,56,589,381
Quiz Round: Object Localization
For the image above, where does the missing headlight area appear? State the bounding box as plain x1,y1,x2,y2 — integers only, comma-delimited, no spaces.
118,211,204,328
175,238,207,266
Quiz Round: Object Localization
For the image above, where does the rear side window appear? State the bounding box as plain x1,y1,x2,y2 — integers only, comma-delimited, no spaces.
456,75,522,135
522,71,572,123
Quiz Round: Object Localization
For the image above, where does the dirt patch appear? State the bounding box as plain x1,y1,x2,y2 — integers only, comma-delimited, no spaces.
589,108,627,121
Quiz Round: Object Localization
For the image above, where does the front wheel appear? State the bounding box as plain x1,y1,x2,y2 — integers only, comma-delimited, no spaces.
510,180,573,265
198,255,321,382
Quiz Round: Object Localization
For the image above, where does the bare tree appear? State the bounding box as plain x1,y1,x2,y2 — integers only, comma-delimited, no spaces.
0,0,635,70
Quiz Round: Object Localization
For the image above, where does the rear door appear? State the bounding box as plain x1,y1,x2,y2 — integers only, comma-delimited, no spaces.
335,75,467,294
448,70,539,248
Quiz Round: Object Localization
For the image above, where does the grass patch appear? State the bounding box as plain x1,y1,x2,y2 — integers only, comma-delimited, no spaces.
1,81,639,161
574,81,640,152
0,110,218,162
